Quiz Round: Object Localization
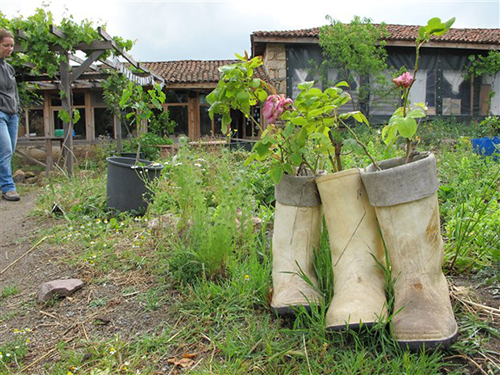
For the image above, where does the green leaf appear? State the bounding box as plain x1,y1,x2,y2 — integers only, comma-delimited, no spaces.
269,164,284,185
395,116,417,139
255,141,271,158
407,109,426,118
222,111,231,134
256,89,268,102
236,91,250,105
290,152,302,165
335,81,349,87
298,81,315,91
282,123,295,138
382,123,397,145
289,117,308,126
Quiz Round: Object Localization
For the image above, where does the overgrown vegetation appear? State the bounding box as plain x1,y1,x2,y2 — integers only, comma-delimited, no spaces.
1,118,498,374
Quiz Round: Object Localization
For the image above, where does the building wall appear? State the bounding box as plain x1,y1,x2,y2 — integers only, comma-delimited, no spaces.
263,44,287,94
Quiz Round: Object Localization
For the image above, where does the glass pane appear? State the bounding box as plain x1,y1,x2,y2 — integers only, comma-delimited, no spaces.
200,105,212,136
94,108,114,138
54,110,86,139
50,94,62,107
18,111,26,138
168,106,189,135
73,92,85,106
28,109,44,137
165,90,188,103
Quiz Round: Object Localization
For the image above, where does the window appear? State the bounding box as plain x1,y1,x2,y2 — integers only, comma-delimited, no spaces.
168,106,188,135
94,108,114,138
53,110,86,139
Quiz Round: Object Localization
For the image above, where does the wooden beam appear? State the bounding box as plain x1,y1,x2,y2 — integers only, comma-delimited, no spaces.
98,27,139,68
75,40,113,51
69,50,106,82
49,25,67,39
69,54,100,71
60,54,74,175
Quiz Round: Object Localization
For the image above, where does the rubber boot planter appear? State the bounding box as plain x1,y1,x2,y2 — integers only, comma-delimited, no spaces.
271,173,322,315
360,152,458,350
316,169,387,330
106,157,164,212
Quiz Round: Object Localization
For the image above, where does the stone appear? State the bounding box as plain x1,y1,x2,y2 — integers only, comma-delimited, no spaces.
38,279,84,302
25,171,36,178
13,170,26,183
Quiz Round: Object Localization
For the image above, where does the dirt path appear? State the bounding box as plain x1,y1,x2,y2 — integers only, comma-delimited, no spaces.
0,190,169,373
0,191,38,270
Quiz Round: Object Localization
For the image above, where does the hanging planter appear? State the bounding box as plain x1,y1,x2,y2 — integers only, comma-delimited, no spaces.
271,172,322,315
316,168,387,331
360,152,458,350
106,156,164,212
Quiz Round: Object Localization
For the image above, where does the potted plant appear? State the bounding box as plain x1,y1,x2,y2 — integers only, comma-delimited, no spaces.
269,81,389,329
208,55,324,314
359,17,458,350
106,82,166,212
209,54,388,327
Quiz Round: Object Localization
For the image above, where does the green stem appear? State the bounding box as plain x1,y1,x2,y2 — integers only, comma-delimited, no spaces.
343,121,380,171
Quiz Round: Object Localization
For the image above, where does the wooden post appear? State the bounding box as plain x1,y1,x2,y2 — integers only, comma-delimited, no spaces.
114,115,123,152
60,54,74,175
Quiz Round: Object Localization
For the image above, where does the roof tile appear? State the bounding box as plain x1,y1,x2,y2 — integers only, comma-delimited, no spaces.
252,24,500,45
142,60,268,84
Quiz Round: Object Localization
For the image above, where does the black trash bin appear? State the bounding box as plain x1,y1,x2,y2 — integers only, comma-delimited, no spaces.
106,157,164,212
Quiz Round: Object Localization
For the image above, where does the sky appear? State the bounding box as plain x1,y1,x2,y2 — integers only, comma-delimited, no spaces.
2,0,499,62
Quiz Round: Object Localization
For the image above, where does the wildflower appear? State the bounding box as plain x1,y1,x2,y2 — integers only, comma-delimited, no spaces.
110,347,116,354
392,72,414,88
263,94,293,124
245,275,250,281
104,219,108,224
25,338,30,344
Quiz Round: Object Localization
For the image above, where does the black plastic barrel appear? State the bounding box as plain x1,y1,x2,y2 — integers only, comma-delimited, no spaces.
106,157,164,212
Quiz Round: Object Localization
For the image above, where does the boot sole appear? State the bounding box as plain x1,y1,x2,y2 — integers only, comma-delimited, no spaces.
326,321,380,332
397,329,459,351
271,305,314,316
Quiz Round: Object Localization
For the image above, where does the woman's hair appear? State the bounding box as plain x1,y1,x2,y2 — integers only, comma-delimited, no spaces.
0,29,14,43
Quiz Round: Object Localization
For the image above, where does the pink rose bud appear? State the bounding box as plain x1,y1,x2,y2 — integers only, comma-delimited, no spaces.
393,72,414,88
263,94,293,124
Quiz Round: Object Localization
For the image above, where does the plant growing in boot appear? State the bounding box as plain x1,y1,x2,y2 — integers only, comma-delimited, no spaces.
360,17,459,350
208,53,376,316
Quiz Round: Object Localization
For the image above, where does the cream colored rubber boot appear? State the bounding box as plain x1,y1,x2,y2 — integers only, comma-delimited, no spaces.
271,174,322,315
316,169,387,330
361,153,458,350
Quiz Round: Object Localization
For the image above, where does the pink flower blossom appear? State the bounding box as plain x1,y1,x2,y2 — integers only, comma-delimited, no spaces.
392,72,414,88
263,94,293,124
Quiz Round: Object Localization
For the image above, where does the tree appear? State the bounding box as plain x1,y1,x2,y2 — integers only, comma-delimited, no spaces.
468,51,500,115
318,16,392,114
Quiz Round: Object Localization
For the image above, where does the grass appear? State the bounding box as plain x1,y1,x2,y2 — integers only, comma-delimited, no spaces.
1,120,499,374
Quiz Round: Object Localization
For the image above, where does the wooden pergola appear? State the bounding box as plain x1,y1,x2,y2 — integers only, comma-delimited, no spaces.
14,26,164,175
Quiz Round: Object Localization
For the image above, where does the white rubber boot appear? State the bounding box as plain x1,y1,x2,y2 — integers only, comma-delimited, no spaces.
271,173,322,315
361,153,458,350
316,169,387,330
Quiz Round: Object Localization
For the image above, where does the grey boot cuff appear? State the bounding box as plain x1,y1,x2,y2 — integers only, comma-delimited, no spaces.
360,152,439,207
275,173,321,207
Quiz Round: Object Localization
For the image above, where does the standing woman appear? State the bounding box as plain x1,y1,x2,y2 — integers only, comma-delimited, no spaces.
0,28,20,201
